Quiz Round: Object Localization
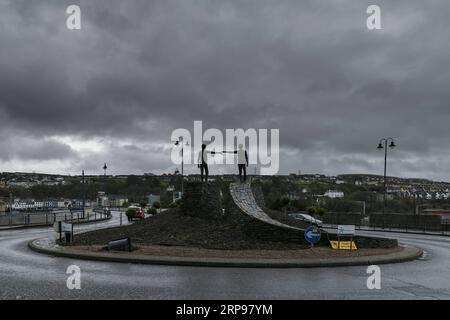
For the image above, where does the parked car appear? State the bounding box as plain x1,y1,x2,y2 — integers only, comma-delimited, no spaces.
289,213,323,227
126,206,145,221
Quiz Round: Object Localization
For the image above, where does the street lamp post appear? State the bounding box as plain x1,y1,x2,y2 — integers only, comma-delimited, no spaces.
102,163,108,200
9,192,13,225
82,170,86,219
175,138,190,195
377,138,396,228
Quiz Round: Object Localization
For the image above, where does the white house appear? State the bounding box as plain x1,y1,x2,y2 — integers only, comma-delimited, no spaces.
324,190,344,199
109,195,128,207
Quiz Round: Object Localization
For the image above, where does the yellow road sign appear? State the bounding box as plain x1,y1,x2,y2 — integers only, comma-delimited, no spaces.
330,241,357,250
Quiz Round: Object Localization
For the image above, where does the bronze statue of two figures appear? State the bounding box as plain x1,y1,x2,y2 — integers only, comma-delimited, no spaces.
198,144,249,183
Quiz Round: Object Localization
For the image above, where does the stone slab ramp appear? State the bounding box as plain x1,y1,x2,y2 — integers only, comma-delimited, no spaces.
230,182,305,232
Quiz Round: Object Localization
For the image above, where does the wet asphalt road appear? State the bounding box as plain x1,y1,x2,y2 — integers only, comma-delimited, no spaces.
1,212,450,300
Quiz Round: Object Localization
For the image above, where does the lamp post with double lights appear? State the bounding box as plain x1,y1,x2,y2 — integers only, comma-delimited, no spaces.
377,137,396,228
174,138,189,195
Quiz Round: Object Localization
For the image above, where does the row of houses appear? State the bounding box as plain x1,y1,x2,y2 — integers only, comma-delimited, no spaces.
6,176,68,189
10,198,91,211
286,190,346,201
96,192,163,207
395,191,450,201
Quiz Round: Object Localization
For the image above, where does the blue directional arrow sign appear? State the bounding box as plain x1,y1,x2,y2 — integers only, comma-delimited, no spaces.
304,226,321,244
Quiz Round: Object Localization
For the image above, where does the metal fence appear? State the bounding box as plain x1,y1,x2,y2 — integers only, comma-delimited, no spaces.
323,212,450,236
0,209,109,228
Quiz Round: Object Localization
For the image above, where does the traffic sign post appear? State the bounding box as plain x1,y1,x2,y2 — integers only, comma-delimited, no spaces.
304,226,321,248
337,225,356,250
54,221,73,243
53,221,61,242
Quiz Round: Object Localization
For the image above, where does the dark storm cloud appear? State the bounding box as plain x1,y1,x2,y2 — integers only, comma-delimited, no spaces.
1,0,450,179
0,127,76,161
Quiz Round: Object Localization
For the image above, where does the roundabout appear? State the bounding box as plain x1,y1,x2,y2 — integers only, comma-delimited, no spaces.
0,181,448,299
28,181,411,268
1,209,450,299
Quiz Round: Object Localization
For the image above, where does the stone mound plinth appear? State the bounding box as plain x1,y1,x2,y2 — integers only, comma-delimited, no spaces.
180,181,223,219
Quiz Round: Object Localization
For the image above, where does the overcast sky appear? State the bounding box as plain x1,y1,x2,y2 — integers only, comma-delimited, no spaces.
1,0,449,180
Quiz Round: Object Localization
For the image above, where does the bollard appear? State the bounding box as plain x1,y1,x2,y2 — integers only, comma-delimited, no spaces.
65,232,72,243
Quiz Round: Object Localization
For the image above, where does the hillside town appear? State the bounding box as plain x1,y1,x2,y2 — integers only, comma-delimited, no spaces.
1,171,450,214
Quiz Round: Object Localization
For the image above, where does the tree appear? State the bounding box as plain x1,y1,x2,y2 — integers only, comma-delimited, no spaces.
306,206,317,216
139,200,148,208
152,201,161,209
152,201,161,213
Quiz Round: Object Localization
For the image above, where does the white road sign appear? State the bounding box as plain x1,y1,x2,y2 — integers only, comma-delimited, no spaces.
62,223,73,232
337,225,355,236
54,222,72,233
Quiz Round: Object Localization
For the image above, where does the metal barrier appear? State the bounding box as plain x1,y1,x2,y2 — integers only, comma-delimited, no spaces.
0,208,108,228
324,213,450,236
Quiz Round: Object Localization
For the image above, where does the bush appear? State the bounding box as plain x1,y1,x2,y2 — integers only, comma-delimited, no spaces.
152,201,161,209
139,200,148,208
126,208,136,217
306,206,317,215
169,200,181,208
269,196,291,210
316,207,326,218
306,205,326,219
147,207,157,215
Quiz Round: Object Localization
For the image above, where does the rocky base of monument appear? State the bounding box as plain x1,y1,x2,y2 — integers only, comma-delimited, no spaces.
72,181,397,250
71,208,312,250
